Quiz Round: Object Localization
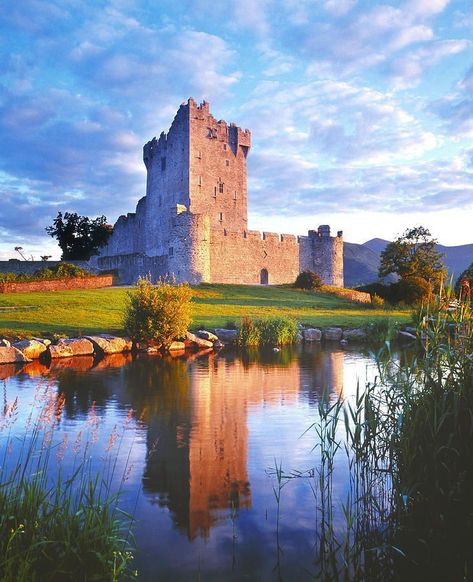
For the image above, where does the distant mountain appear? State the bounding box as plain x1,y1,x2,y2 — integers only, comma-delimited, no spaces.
343,238,473,288
363,238,389,254
343,242,386,287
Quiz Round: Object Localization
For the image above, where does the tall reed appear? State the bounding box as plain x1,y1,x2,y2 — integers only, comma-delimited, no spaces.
0,385,136,581
278,289,472,581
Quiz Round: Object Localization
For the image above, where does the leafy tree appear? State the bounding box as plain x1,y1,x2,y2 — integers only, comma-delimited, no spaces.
46,212,112,260
379,226,446,288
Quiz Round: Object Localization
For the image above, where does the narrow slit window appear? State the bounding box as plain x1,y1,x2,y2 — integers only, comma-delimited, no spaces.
233,191,237,200
225,160,229,166
219,182,224,193
198,175,202,186
213,186,217,198
219,212,223,222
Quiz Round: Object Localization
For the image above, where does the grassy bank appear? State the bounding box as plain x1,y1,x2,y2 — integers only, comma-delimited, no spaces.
0,283,410,338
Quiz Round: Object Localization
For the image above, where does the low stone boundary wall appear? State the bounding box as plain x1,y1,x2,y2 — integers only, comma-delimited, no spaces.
0,275,114,294
328,288,371,304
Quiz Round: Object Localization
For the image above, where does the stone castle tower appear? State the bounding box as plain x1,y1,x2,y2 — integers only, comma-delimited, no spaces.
99,98,344,286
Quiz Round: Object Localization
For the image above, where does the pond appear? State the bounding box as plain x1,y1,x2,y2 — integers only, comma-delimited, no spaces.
0,344,394,581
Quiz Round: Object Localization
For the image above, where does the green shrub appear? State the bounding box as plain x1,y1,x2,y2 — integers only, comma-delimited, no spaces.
357,277,432,305
124,276,192,348
0,263,92,284
363,317,398,342
237,316,299,347
52,262,90,278
237,317,262,347
294,271,322,290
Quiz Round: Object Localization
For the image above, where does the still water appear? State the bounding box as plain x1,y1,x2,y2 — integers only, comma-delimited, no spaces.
0,345,383,581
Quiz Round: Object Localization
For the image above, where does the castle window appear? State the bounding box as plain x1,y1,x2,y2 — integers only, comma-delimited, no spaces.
223,144,227,151
213,186,217,198
169,247,174,257
161,157,166,171
233,191,237,200
219,182,224,193
197,150,202,159
225,160,229,166
198,175,202,186
219,212,223,222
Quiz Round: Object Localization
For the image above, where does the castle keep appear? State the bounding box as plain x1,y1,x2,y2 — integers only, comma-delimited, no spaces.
99,98,344,286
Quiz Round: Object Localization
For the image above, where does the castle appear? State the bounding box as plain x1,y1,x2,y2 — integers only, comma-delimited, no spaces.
98,98,344,286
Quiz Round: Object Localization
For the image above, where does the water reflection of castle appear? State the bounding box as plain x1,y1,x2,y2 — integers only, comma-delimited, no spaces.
18,346,345,540
140,347,345,540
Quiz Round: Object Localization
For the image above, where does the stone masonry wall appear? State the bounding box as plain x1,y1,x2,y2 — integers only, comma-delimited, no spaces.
143,103,191,256
210,230,300,285
188,99,250,234
97,254,168,285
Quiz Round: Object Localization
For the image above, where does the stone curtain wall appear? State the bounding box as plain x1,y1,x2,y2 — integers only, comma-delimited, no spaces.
210,230,300,285
97,254,168,285
0,275,113,294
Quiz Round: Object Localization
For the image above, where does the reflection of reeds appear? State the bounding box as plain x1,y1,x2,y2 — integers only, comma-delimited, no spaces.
276,291,473,581
0,389,136,581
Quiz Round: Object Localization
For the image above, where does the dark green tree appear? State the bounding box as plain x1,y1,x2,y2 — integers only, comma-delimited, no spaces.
379,226,446,288
46,212,112,260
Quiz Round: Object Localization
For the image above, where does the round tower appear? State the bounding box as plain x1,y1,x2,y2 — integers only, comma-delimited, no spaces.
310,226,344,287
168,210,210,284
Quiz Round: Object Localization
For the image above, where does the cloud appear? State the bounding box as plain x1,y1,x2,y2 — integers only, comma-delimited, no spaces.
389,39,470,88
431,66,473,138
0,0,471,255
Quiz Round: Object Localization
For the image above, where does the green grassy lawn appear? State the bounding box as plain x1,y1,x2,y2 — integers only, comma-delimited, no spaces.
0,283,411,338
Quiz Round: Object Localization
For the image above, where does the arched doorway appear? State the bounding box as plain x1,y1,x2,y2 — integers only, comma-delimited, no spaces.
260,268,269,285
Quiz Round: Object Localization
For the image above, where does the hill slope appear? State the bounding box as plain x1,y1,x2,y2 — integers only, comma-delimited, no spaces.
343,239,473,287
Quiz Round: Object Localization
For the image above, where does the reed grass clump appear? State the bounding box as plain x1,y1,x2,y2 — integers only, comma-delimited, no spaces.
237,316,299,347
0,390,136,581
278,288,473,581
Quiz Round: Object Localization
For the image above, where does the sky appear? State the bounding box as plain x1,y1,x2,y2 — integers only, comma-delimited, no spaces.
0,0,472,260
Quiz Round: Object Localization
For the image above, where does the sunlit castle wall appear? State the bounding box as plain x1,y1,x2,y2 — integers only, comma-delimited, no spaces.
98,98,344,287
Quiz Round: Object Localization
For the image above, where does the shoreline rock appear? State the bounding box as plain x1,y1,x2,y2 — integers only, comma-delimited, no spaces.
0,346,31,364
13,339,48,360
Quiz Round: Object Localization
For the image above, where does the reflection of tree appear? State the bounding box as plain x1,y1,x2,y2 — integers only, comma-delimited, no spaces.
124,357,192,533
54,362,112,419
